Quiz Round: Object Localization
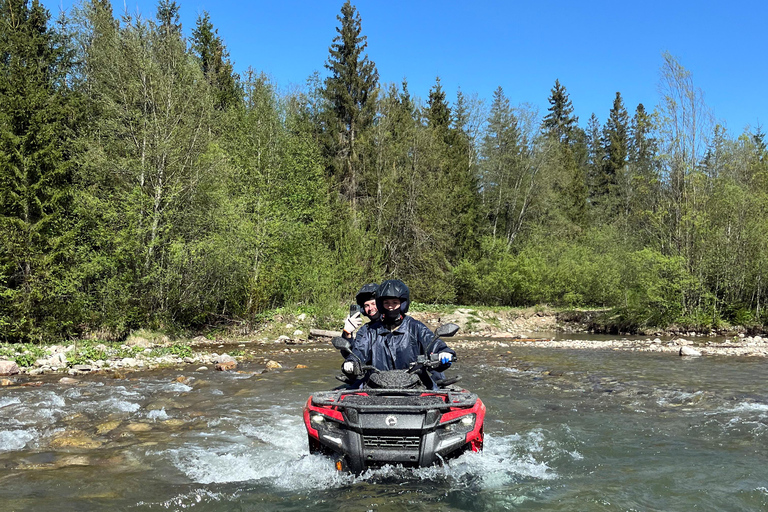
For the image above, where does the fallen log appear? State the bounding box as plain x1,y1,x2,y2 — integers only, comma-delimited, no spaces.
309,328,342,339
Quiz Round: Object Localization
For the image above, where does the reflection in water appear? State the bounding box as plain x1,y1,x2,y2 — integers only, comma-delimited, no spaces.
0,342,767,511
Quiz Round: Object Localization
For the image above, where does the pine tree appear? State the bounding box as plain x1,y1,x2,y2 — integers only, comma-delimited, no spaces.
626,103,661,245
191,11,239,110
542,79,578,144
322,0,378,208
425,77,450,131
156,0,181,36
595,92,629,221
0,0,76,340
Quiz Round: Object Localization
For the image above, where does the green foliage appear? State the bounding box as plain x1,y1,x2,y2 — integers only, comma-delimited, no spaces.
0,0,79,342
0,2,766,341
321,0,378,205
6,343,46,367
150,344,192,359
67,344,107,365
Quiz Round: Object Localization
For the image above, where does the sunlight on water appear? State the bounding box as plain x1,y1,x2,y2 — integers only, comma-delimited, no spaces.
0,396,21,409
0,429,37,452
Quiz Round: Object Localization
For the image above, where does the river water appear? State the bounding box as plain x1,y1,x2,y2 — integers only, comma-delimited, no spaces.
1,339,767,511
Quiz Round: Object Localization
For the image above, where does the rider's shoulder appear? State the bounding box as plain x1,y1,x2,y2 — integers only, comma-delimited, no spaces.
403,315,431,332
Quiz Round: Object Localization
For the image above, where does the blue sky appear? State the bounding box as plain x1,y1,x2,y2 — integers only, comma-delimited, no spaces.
42,0,766,135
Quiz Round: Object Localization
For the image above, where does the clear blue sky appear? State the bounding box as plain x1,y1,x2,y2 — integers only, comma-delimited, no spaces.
43,0,766,135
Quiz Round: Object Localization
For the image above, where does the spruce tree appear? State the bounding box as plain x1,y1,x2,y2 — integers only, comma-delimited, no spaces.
0,0,76,340
542,79,578,144
322,0,378,208
595,92,629,221
191,12,239,110
156,0,181,36
425,77,451,131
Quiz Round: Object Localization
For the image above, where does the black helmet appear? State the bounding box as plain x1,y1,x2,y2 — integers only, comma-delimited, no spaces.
355,283,379,307
375,279,410,316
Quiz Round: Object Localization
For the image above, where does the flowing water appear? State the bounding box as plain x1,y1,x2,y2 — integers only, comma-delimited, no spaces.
1,340,767,511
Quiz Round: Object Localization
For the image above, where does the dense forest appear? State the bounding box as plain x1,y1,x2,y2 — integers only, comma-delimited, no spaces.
2,0,768,342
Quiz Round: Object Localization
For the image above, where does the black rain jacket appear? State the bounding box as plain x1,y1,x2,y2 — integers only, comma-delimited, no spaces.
348,315,456,388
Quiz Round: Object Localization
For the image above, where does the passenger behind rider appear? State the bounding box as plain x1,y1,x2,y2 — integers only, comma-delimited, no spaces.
341,283,380,340
342,279,455,388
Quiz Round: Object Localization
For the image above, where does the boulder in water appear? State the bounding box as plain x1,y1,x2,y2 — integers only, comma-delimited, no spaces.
0,360,20,376
215,354,237,371
680,346,702,357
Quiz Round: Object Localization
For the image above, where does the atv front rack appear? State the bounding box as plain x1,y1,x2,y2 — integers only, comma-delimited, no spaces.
310,388,478,412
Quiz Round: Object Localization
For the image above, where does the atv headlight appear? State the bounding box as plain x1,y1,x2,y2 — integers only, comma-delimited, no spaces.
441,414,476,434
436,414,476,452
310,413,343,445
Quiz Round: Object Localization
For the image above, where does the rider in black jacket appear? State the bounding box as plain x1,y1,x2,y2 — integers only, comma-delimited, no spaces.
343,279,455,388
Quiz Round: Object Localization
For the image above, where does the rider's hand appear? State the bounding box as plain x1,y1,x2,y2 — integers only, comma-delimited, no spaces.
342,360,361,377
343,312,362,336
438,352,453,366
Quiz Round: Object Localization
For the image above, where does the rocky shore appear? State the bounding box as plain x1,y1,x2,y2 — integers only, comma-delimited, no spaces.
2,308,767,380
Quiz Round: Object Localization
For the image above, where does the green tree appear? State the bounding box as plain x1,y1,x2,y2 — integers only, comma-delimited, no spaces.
322,0,378,209
542,79,578,145
77,3,225,330
0,0,78,340
191,11,239,110
156,0,181,36
595,92,630,221
425,77,450,131
626,103,662,247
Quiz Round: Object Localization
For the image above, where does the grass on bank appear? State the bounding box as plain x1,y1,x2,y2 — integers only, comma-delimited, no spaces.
1,303,757,369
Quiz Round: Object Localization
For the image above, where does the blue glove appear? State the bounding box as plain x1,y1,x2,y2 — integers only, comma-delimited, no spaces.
438,352,453,367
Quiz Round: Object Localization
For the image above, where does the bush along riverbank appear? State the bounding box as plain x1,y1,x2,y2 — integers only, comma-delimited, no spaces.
3,305,768,380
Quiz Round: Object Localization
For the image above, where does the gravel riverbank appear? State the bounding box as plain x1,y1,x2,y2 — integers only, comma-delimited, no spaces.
2,308,766,380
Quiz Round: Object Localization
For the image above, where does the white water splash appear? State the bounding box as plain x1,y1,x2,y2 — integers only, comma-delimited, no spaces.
0,429,37,453
165,406,556,492
148,408,170,421
0,396,21,409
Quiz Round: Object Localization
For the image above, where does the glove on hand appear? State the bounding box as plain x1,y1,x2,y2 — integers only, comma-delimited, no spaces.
343,312,362,335
438,352,453,366
342,360,361,377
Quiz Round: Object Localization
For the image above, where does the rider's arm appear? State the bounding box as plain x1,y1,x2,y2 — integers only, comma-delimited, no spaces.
348,324,372,365
415,321,456,359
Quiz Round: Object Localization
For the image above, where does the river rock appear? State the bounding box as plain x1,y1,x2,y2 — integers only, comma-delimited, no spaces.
1,378,14,386
96,421,121,434
297,313,307,321
0,360,20,375
215,360,237,371
50,431,103,449
125,422,152,432
295,364,308,369
36,352,67,367
265,360,282,370
59,377,79,384
680,346,702,357
214,354,237,371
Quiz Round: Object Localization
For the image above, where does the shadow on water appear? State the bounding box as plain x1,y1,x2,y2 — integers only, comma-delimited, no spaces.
1,341,767,511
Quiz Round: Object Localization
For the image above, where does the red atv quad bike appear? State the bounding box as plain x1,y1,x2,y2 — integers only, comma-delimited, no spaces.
304,323,485,474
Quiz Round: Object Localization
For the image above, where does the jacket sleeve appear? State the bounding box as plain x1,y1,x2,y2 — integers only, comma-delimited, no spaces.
348,324,372,365
414,320,456,358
